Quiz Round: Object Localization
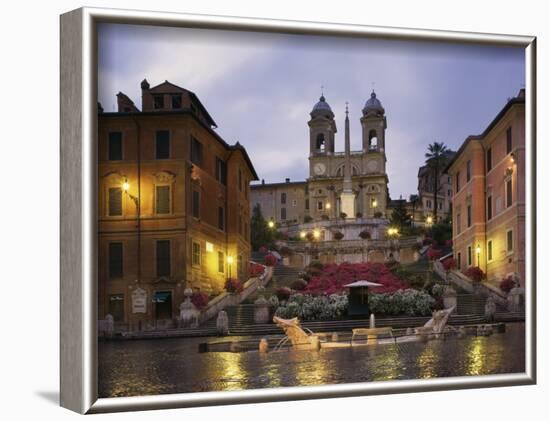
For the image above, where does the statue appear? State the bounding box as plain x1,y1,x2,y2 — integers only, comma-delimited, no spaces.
415,306,455,339
179,288,199,328
104,314,114,338
216,310,229,336
259,338,269,353
485,296,497,322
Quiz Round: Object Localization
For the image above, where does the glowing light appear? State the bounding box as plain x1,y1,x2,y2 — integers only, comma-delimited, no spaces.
227,255,234,264
122,180,130,191
268,220,275,229
313,229,321,239
372,199,378,208
426,216,433,225
476,244,481,255
325,202,331,210
387,227,399,236
205,242,214,253
299,231,307,239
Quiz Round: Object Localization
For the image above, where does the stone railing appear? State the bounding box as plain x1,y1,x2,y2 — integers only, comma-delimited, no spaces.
433,261,507,307
282,236,421,252
198,266,273,325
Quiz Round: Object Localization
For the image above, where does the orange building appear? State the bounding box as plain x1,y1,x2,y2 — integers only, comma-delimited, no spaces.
446,89,525,287
98,79,258,330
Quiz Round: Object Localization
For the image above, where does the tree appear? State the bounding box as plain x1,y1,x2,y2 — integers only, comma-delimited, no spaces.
389,201,411,231
250,204,275,251
425,142,449,222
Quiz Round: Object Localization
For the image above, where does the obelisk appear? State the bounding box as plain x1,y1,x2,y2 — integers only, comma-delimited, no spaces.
340,103,355,219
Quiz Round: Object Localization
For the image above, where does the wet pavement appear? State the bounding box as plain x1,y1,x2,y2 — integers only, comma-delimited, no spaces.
98,323,525,398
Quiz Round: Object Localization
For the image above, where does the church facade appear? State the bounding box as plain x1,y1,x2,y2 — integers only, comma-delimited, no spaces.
251,91,390,224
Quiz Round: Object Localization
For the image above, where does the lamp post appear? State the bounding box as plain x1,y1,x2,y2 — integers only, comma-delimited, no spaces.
123,179,141,283
227,255,234,281
267,220,275,229
475,244,481,267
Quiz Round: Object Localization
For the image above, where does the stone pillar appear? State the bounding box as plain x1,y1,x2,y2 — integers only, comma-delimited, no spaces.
254,296,270,324
507,287,525,312
105,314,114,338
485,296,497,322
442,286,457,313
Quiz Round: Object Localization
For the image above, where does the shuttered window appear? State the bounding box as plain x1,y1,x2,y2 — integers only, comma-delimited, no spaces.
192,242,201,266
156,185,170,214
108,187,122,216
218,251,224,273
108,242,123,279
216,157,227,185
190,137,203,166
507,230,513,252
108,132,122,160
156,130,170,159
156,240,171,277
487,195,493,220
506,179,513,208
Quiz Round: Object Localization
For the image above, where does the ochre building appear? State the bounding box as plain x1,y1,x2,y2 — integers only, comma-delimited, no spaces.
98,79,258,330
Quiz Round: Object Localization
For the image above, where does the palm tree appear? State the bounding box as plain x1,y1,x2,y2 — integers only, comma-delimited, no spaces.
425,142,449,222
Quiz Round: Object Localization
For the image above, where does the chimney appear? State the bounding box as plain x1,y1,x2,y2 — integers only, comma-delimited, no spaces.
285,178,290,183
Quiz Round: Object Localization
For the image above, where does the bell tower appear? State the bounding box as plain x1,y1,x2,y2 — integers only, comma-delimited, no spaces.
308,94,337,157
361,91,387,154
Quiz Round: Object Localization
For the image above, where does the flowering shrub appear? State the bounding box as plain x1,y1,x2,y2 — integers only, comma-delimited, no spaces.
191,291,209,309
427,247,443,261
224,278,243,294
249,262,265,278
442,257,457,272
304,262,409,295
291,279,308,291
264,253,277,267
275,293,348,321
431,283,447,299
464,266,486,283
359,230,371,240
276,287,292,301
332,231,344,240
369,289,435,316
500,275,517,294
268,295,279,308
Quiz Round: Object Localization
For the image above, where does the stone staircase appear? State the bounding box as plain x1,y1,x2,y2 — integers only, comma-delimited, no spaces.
456,293,508,315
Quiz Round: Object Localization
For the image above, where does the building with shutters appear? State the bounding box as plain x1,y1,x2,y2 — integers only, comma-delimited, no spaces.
98,79,258,331
446,89,525,287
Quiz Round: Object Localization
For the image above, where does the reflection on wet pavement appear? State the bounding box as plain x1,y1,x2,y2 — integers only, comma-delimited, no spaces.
99,323,525,398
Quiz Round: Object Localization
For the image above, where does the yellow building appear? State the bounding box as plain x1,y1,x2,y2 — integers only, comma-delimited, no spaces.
98,79,258,330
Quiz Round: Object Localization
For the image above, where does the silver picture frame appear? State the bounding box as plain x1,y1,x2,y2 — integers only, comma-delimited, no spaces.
60,7,537,414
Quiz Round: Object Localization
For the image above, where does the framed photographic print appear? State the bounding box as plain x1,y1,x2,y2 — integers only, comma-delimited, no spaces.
60,7,536,414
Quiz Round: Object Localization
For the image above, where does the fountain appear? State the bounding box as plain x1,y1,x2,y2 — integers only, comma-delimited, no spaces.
272,316,320,351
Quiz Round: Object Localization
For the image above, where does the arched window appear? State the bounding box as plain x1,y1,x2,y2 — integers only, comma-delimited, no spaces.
316,133,326,152
368,129,378,150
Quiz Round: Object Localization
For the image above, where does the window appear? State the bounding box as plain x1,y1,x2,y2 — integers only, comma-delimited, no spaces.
317,201,323,210
495,196,502,214
155,130,170,159
155,185,170,214
486,148,492,172
171,94,182,109
192,242,201,266
108,242,123,279
448,189,451,197
456,171,460,193
190,137,203,166
192,190,200,218
466,160,471,182
156,240,171,277
438,201,443,210
305,199,310,210
456,212,461,234
108,187,122,216
108,132,122,160
292,199,297,207
467,205,472,227
467,246,472,266
426,200,432,209
218,251,224,273
108,294,124,322
368,129,378,150
487,195,493,220
215,157,227,185
281,208,287,220
281,192,287,204
506,127,512,154
316,133,325,151
507,229,513,253
457,252,462,270
506,179,513,208
487,240,493,261
218,206,225,230
153,95,164,109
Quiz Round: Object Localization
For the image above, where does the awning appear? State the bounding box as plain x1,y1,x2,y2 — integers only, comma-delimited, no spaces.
153,291,171,303
344,280,383,288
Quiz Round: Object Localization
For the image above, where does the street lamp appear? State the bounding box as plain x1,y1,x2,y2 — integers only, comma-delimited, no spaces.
325,202,331,210
387,227,399,237
372,199,378,208
475,244,481,267
299,231,306,239
227,255,234,280
313,229,321,240
267,220,275,229
426,215,433,226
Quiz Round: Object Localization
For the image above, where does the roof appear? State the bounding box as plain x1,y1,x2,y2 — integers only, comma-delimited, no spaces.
251,180,307,189
344,280,383,288
148,80,218,128
229,142,259,181
444,90,525,173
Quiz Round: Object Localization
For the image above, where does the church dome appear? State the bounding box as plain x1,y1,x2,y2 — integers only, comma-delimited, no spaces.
311,95,334,118
362,91,385,116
